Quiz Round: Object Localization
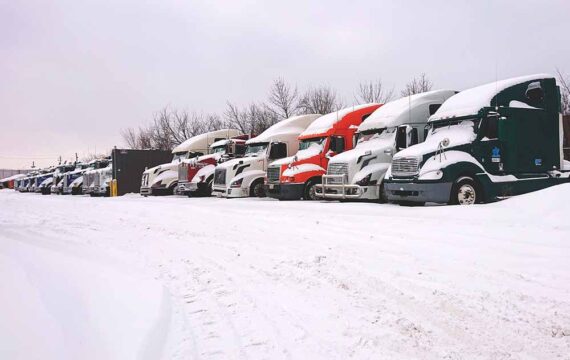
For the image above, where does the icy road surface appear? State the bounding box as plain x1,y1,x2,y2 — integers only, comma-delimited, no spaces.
1,188,569,359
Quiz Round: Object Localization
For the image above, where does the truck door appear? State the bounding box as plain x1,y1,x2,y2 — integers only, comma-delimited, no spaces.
476,114,503,175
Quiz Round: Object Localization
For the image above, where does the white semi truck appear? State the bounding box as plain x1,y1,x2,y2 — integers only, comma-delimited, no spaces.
317,90,456,200
140,129,240,196
212,114,321,198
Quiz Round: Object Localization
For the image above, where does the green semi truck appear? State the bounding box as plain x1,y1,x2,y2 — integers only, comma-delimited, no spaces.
384,74,570,205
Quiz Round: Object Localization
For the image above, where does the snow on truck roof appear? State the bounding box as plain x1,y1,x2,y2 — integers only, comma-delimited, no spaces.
358,90,457,132
172,129,241,154
300,103,379,137
429,74,553,122
246,114,321,144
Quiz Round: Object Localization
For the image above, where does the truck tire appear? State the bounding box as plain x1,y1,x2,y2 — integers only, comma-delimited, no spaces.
304,178,321,200
449,176,481,205
250,179,266,198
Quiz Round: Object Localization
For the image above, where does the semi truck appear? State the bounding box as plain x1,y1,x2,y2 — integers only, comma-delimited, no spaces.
50,164,76,194
316,91,456,201
61,163,90,195
140,129,240,196
212,114,321,198
384,74,570,205
90,162,113,197
82,158,110,196
177,135,249,197
265,104,382,200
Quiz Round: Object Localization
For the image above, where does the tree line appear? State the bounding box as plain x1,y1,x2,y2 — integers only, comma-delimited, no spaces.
122,70,570,150
122,74,433,150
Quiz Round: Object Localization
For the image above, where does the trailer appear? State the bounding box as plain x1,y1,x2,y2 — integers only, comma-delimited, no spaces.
265,104,381,200
317,91,456,201
384,74,570,205
112,149,172,196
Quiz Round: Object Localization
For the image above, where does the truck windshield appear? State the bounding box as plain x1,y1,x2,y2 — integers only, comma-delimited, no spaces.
356,128,385,144
211,146,227,154
172,152,189,161
244,142,269,156
428,118,479,138
299,137,326,150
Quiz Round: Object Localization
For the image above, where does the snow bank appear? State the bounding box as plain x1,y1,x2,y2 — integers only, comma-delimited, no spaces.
0,232,171,360
1,187,569,359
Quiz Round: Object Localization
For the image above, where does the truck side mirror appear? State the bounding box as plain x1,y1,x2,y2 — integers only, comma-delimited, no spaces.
269,142,287,159
396,126,408,150
330,136,345,153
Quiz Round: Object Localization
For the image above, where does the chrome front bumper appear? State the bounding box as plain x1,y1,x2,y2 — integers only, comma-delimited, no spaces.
316,174,364,199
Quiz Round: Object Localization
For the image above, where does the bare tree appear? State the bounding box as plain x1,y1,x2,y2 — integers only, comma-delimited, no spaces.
298,86,343,115
400,73,433,97
121,127,138,149
356,79,394,104
225,102,278,136
121,105,230,150
267,77,298,119
556,68,570,115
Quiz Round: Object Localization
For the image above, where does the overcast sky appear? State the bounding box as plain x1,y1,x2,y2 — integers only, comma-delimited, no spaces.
1,0,569,168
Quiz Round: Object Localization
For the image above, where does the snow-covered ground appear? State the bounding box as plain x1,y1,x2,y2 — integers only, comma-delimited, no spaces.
1,188,569,359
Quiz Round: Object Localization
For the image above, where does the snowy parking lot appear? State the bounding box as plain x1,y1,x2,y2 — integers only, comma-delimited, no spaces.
1,188,569,359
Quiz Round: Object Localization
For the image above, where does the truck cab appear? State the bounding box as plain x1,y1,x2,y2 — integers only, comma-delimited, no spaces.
384,74,570,205
82,158,110,196
212,114,321,198
265,104,382,200
90,161,113,197
50,164,76,194
140,129,240,196
317,91,456,201
62,163,90,195
177,135,249,197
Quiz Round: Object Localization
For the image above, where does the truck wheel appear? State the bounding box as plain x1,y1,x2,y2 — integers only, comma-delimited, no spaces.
304,178,321,200
250,180,265,197
449,176,480,205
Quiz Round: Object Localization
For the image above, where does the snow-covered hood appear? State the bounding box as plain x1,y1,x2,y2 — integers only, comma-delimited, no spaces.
395,121,477,159
270,143,324,168
217,155,264,172
328,133,396,181
143,161,177,176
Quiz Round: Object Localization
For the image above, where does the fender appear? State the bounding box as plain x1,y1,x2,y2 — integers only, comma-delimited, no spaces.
230,169,266,190
190,164,216,184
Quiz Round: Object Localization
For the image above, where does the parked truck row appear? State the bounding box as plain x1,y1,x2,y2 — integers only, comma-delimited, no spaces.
7,74,570,205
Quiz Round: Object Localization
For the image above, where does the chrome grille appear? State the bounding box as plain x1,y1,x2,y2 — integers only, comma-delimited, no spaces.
214,168,226,185
327,162,348,176
178,163,188,181
392,157,420,177
267,166,280,182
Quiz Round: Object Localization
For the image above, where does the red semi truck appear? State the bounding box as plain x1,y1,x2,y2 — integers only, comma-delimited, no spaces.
265,103,382,200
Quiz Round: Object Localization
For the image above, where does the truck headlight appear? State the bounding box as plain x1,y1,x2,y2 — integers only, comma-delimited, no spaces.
230,178,243,188
355,173,372,186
